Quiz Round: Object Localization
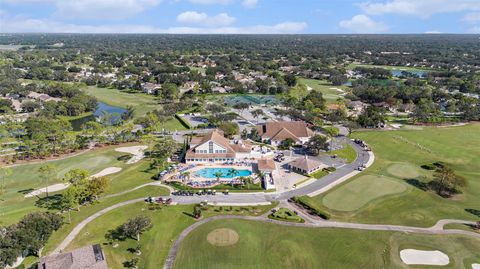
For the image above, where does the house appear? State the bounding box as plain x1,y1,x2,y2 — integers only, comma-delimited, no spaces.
257,158,276,173
185,130,253,164
346,100,368,113
38,244,108,269
256,121,314,146
400,103,416,113
287,156,327,175
142,82,161,95
27,92,62,102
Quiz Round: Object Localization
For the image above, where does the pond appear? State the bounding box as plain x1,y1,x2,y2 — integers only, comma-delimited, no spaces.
70,102,127,131
391,70,427,78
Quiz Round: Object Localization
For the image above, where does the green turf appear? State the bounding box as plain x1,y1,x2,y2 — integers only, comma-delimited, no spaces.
347,63,436,72
386,162,420,179
173,219,480,269
305,123,480,226
60,203,275,269
269,208,304,223
322,175,407,211
82,86,160,118
296,78,348,103
0,146,130,225
329,143,357,163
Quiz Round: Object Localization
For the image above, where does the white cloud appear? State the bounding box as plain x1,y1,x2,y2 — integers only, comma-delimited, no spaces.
462,12,480,23
177,11,235,26
0,12,306,34
469,26,480,33
56,0,161,19
242,0,258,8
2,0,161,20
188,0,233,4
339,14,389,33
359,0,480,18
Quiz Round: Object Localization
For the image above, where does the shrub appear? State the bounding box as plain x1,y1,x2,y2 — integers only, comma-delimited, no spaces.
291,197,330,220
174,114,192,129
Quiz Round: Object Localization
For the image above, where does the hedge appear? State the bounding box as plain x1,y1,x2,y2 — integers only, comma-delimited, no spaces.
175,114,192,129
291,196,331,220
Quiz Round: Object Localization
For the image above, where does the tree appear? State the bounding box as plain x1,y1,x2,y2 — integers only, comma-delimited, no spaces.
284,73,297,87
232,103,249,114
214,171,223,182
251,109,264,123
305,135,328,156
193,205,202,219
357,107,385,128
121,105,135,122
430,166,466,197
86,176,109,201
121,216,153,241
151,137,178,170
38,164,57,197
279,138,295,150
218,122,239,138
60,187,79,222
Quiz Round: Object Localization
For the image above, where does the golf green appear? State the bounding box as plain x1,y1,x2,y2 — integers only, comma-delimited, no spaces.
322,175,407,211
386,162,420,179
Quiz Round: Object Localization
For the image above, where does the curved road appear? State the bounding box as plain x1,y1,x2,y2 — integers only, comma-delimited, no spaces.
52,137,478,266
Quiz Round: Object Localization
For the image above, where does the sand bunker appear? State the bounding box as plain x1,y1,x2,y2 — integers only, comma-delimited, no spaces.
400,249,449,266
207,228,239,247
472,264,480,269
306,85,313,91
25,183,69,198
25,167,121,198
115,145,148,164
91,167,122,178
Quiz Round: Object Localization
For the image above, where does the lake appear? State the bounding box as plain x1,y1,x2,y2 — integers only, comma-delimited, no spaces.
391,70,427,78
70,102,127,131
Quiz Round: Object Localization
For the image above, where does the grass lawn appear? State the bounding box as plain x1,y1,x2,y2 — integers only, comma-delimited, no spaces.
82,86,187,131
0,146,131,225
82,86,159,118
322,175,407,211
173,219,480,269
296,78,348,103
303,123,480,227
347,63,436,72
329,143,357,163
269,208,304,223
61,203,275,269
0,145,160,226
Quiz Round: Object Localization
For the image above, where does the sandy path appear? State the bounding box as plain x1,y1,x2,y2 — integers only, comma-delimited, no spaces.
400,249,449,266
115,145,148,164
25,167,122,198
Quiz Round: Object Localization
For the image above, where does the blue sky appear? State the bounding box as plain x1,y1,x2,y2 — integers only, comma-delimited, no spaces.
1,0,479,33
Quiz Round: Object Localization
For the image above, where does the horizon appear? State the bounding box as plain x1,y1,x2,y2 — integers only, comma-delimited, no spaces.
1,0,480,34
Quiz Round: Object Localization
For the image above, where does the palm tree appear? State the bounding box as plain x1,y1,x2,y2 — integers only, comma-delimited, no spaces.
182,171,191,183
227,169,239,187
214,171,223,182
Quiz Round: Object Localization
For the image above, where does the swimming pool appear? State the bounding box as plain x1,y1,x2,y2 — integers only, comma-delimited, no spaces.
194,168,252,179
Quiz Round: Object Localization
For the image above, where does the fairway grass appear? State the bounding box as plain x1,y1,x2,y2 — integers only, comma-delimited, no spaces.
173,219,480,269
61,204,275,269
386,162,420,179
0,145,157,226
322,175,407,211
83,86,187,130
297,78,348,103
306,123,480,226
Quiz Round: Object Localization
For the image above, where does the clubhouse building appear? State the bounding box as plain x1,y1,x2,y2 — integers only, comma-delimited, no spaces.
256,121,314,146
185,129,270,164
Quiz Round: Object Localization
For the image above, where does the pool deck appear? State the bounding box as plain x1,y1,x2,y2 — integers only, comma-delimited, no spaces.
164,163,256,184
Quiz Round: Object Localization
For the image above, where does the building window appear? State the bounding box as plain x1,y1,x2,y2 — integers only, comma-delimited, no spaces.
209,141,214,153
